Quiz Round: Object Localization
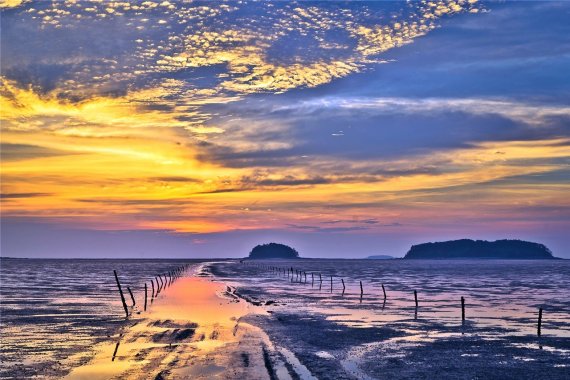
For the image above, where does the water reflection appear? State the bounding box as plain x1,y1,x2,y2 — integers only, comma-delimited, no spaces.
0,258,205,379
213,259,570,338
64,276,252,380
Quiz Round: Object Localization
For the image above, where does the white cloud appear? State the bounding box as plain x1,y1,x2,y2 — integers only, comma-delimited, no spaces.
278,97,570,127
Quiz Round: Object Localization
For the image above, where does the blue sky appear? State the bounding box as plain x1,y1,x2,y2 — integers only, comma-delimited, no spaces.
1,1,569,258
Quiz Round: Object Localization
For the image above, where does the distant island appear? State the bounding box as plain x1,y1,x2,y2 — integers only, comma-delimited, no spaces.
366,255,394,260
248,243,300,259
404,239,555,259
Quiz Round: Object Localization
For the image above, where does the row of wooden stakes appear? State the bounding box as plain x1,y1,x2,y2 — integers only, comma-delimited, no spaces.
242,261,545,337
112,264,190,318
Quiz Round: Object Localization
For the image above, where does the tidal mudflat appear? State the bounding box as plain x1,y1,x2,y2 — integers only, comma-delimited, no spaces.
209,259,570,379
1,258,569,379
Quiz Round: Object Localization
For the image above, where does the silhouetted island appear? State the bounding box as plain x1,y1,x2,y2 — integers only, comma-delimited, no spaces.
404,239,555,259
248,243,300,259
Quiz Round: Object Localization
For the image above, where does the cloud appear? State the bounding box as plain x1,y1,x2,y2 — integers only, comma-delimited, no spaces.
286,224,371,233
1,0,481,99
0,192,52,199
0,143,72,161
0,0,29,9
322,218,380,225
192,94,570,176
1,0,568,251
151,176,201,183
275,96,570,127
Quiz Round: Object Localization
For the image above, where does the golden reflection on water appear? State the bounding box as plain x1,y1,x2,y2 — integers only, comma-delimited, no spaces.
148,277,247,325
64,277,249,380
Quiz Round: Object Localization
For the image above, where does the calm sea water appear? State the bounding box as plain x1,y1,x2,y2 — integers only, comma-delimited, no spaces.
1,258,569,379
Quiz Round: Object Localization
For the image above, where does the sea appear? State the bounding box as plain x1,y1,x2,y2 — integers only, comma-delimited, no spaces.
1,258,569,379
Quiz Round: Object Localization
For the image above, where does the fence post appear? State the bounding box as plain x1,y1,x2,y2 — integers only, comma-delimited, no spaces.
144,283,148,311
538,308,543,337
127,286,136,307
113,270,129,318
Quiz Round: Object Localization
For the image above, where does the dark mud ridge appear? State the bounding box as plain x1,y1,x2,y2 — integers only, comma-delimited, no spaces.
404,239,556,259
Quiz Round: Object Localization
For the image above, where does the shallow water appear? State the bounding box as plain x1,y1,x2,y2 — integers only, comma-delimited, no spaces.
210,259,570,337
0,258,205,379
209,258,570,378
63,276,252,380
2,258,569,379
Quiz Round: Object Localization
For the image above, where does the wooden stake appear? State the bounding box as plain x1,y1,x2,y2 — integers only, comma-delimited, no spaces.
414,290,418,308
330,276,333,292
112,340,120,362
538,307,543,337
144,283,148,311
360,281,363,296
151,279,155,299
382,284,387,300
461,296,465,322
127,286,136,307
113,270,129,318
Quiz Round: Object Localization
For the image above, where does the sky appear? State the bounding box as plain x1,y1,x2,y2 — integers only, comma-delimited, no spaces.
1,0,569,259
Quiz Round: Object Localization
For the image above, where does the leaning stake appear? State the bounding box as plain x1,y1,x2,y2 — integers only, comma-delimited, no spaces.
127,286,136,307
113,270,129,318
156,276,162,294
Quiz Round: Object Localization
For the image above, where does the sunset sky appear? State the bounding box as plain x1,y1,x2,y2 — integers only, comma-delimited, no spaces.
1,1,569,258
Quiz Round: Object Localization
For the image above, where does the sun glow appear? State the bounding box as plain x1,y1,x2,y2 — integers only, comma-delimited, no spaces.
1,0,568,246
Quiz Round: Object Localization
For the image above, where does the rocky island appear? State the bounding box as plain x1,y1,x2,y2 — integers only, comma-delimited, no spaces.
248,243,300,259
404,239,555,259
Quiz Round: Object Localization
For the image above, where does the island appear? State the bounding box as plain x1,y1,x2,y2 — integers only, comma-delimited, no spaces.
404,239,555,260
248,243,300,259
366,255,394,260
